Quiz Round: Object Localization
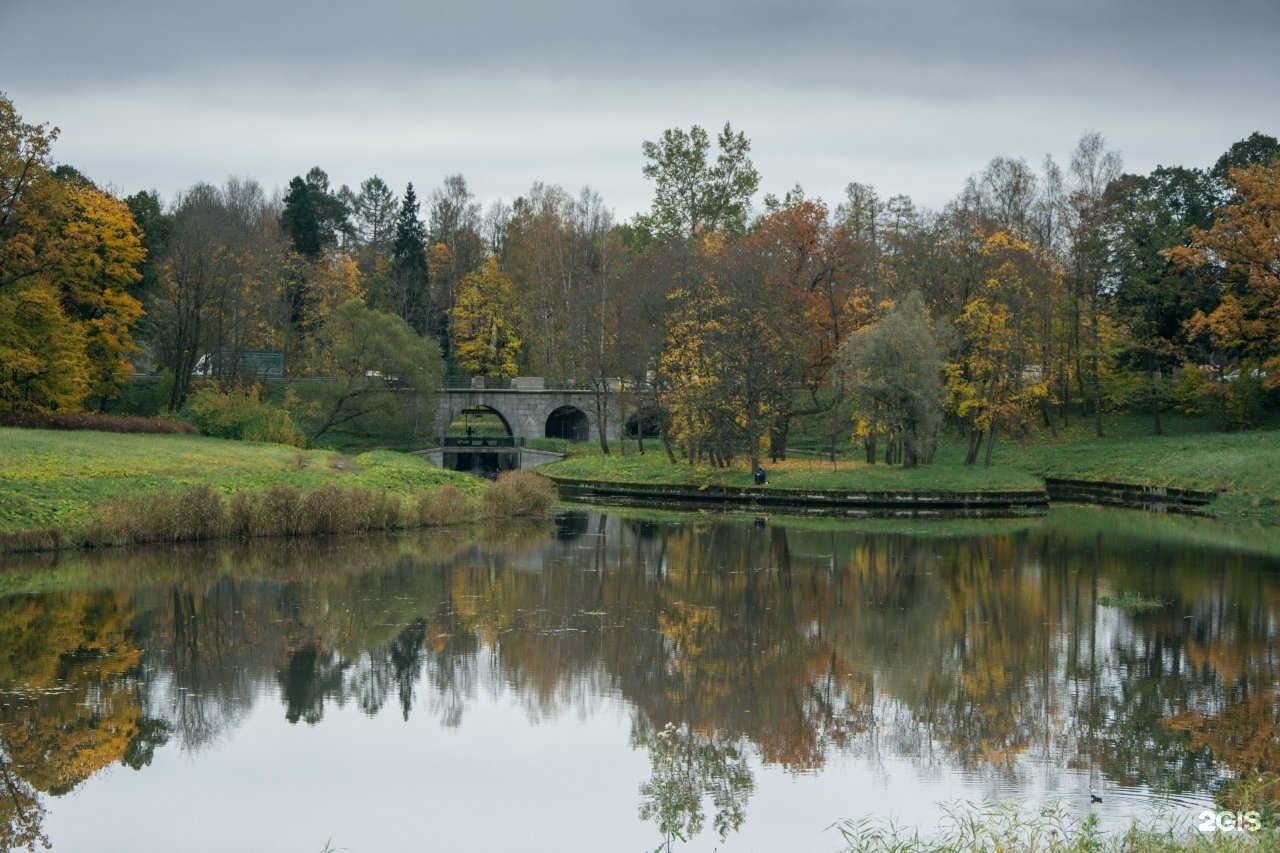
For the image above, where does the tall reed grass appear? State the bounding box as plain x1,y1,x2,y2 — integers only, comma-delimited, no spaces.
832,799,1277,852
63,471,557,551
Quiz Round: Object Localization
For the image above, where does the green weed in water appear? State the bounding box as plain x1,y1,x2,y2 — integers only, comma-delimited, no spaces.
1098,590,1169,611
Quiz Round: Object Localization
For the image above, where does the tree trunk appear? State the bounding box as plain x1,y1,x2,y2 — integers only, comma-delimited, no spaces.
593,383,611,455
964,428,983,466
1150,360,1163,436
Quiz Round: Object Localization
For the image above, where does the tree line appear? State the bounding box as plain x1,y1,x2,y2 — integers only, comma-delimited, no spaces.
2,92,1277,458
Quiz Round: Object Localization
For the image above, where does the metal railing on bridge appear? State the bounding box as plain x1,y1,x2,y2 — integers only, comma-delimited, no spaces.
440,435,525,448
442,377,643,392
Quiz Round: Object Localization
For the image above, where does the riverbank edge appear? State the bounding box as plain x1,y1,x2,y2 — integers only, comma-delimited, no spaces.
545,474,1221,517
547,475,1050,516
0,473,558,555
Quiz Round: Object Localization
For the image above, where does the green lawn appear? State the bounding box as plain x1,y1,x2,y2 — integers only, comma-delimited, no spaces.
550,416,1280,522
545,449,1044,492
992,421,1280,521
0,427,482,533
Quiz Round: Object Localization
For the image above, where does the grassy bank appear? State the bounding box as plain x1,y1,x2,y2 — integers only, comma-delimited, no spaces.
995,428,1280,522
547,420,1280,523
0,427,554,551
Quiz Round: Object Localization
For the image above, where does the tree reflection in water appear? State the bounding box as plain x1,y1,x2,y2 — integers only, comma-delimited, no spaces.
0,508,1277,849
634,720,753,850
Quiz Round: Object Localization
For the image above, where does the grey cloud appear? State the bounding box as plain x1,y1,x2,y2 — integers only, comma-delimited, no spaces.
2,0,1277,219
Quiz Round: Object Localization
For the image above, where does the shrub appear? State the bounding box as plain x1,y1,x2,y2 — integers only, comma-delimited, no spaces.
107,372,175,418
82,484,227,545
358,488,407,531
253,485,306,537
481,470,556,519
182,386,305,447
301,484,406,535
0,528,63,553
415,485,480,526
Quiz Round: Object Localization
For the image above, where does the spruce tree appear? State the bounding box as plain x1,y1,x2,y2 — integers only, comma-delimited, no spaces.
389,183,432,335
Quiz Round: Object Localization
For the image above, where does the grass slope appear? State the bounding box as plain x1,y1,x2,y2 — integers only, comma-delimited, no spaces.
0,427,481,533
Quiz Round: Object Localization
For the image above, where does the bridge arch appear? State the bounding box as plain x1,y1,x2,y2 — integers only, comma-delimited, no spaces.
545,405,589,441
442,404,513,440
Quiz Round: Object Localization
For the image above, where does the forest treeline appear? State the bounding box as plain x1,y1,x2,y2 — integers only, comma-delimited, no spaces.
2,93,1277,462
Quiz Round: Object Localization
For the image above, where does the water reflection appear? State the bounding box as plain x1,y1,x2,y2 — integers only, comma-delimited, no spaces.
0,508,1278,850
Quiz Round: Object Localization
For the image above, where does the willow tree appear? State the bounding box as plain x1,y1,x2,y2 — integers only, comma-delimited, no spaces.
836,291,946,467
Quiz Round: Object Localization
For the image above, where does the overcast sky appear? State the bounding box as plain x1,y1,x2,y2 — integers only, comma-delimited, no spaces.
3,0,1278,222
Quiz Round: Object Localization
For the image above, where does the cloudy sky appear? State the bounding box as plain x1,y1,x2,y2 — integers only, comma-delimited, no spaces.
3,0,1278,221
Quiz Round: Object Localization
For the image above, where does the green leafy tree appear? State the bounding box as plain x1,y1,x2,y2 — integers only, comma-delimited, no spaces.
1210,132,1280,198
309,300,442,441
837,291,946,467
1105,165,1217,433
640,122,760,239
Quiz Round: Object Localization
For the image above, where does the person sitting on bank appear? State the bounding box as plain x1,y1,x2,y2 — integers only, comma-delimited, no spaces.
754,467,767,485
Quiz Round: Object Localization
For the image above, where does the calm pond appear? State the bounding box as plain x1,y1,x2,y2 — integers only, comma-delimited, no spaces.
2,505,1278,852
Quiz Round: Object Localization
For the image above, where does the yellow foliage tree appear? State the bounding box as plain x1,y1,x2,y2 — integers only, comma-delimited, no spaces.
450,256,522,378
0,95,145,412
1169,158,1280,387
947,232,1051,465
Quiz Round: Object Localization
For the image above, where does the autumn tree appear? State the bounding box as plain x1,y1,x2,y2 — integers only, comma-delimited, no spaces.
656,231,802,471
1171,155,1280,390
1064,132,1123,435
504,184,622,449
640,122,760,239
428,174,486,349
0,94,146,413
151,180,292,408
450,256,522,378
946,232,1052,465
756,197,881,460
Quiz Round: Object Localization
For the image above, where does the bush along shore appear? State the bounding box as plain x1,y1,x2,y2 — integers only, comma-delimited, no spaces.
0,427,555,553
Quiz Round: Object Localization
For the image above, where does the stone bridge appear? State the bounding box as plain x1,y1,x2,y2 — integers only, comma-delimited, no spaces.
435,380,626,443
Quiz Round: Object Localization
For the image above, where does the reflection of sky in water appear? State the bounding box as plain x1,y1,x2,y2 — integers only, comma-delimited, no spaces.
12,507,1277,851
46,653,1215,853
